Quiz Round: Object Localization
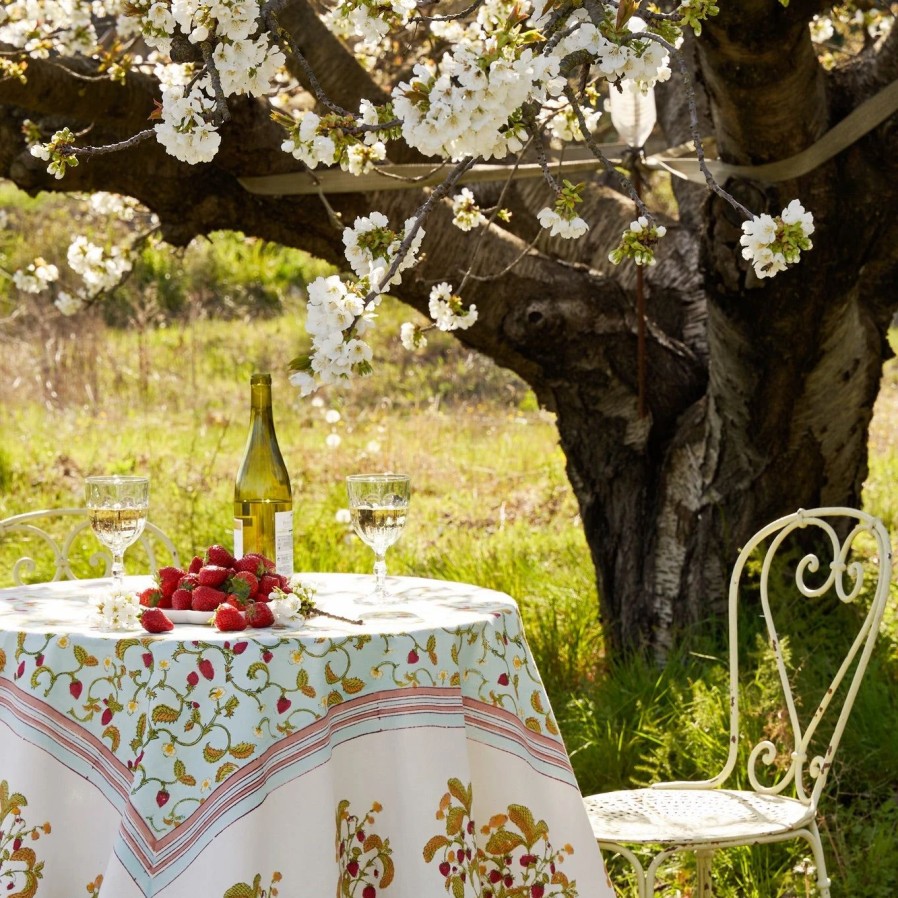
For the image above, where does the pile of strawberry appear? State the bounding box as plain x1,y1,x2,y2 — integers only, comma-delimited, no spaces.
139,544,291,633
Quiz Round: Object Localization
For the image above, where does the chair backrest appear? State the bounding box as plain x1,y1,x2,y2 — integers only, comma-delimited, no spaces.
0,508,180,586
713,507,892,809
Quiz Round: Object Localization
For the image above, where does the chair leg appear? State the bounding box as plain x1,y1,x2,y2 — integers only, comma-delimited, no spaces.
797,821,832,898
598,842,649,898
695,849,714,898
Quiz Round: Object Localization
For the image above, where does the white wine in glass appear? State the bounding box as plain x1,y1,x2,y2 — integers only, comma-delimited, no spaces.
85,475,150,589
346,474,410,605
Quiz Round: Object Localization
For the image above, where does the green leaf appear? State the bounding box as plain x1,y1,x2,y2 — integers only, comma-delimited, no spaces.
115,639,139,660
423,835,450,862
152,705,181,724
485,829,524,856
103,725,120,753
447,778,471,811
508,804,548,845
216,762,238,782
203,744,227,763
222,883,255,898
380,853,395,888
446,806,467,836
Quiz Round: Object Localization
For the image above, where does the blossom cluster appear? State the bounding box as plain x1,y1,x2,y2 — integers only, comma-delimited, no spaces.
67,237,133,294
538,179,589,240
1,0,103,57
89,587,142,632
325,0,417,49
608,216,668,266
550,13,673,93
269,578,319,626
343,212,424,290
29,127,78,179
392,42,558,161
279,106,387,175
13,258,59,293
451,188,488,232
739,200,815,279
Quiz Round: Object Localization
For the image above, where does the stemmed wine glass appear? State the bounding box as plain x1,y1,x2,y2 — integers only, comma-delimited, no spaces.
85,475,150,590
346,474,410,605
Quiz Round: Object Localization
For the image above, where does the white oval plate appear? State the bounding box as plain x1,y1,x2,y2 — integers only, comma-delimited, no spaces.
165,609,214,625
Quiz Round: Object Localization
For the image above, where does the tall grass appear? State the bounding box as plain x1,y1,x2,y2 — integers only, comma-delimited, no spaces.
3,186,898,897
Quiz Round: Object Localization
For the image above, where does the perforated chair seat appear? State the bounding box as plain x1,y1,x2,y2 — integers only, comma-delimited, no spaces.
585,788,815,845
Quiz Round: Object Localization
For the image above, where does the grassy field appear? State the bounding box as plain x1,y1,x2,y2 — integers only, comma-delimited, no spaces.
2,203,898,896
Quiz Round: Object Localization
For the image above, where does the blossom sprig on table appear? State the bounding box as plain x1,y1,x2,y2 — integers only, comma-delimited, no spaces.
89,586,143,631
269,579,363,627
739,200,815,279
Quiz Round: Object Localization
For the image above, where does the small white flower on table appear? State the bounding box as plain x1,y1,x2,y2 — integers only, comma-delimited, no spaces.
90,587,142,631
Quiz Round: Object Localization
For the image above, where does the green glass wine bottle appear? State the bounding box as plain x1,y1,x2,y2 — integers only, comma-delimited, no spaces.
233,373,294,574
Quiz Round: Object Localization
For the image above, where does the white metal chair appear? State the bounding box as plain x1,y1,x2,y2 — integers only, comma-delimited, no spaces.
583,507,893,898
0,507,180,585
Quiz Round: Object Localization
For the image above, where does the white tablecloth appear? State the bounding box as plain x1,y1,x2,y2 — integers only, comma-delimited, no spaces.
0,573,613,897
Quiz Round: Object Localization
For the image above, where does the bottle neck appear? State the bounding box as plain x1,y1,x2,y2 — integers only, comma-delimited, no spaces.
250,381,273,414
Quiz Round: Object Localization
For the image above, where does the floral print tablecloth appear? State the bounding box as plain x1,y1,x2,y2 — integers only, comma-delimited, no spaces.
0,574,612,898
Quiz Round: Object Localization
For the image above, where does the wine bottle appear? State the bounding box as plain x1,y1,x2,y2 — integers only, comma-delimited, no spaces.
233,373,294,574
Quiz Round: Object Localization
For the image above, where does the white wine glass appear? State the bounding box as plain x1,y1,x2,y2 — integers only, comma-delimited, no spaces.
85,475,150,590
346,474,410,605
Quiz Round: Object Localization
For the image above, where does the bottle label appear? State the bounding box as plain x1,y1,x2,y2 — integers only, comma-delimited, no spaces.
233,518,244,560
274,510,294,576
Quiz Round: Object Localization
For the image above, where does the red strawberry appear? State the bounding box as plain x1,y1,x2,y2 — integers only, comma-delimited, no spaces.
225,593,249,609
276,695,291,714
206,544,236,568
259,574,281,598
232,570,259,598
198,658,215,680
188,555,204,574
156,566,186,599
141,608,174,633
236,553,276,575
156,789,170,808
214,604,247,632
245,601,275,628
171,588,193,610
197,564,231,587
225,573,253,605
138,587,163,607
234,555,263,575
191,585,226,612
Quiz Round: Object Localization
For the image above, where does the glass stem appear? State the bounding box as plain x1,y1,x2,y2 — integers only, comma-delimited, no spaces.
112,552,125,589
373,553,387,597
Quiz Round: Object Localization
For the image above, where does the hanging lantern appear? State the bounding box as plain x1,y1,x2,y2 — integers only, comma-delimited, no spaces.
608,81,657,149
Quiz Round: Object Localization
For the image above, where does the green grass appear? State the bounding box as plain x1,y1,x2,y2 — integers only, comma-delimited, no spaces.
3,187,898,897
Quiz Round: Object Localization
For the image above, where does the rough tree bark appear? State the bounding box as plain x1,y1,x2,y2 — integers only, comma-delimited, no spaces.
1,1,896,657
